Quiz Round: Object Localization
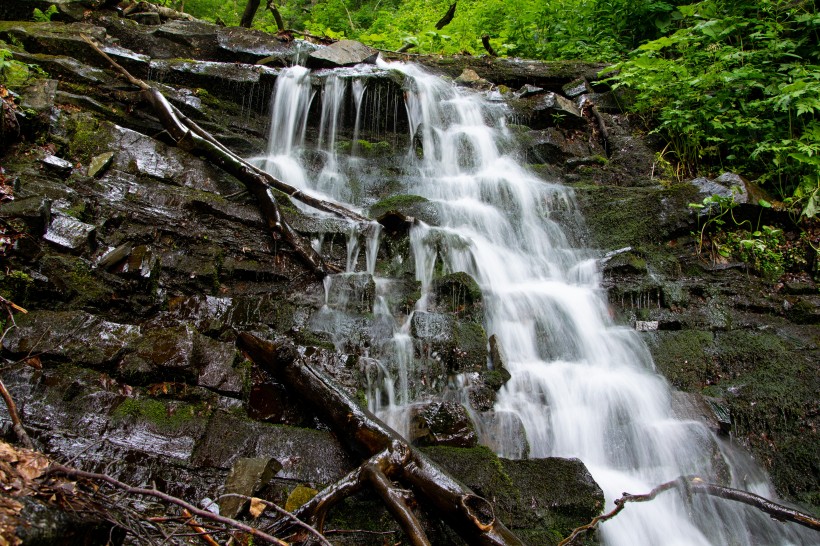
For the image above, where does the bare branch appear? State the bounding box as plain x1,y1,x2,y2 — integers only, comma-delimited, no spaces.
559,476,820,546
48,464,289,546
0,378,33,449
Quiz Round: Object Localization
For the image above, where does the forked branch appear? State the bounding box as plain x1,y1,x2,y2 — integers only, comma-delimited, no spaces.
559,476,820,546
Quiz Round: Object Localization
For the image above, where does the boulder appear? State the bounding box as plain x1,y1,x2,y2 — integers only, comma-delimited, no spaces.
307,40,379,68
409,401,478,448
455,68,493,90
411,311,488,374
220,457,282,518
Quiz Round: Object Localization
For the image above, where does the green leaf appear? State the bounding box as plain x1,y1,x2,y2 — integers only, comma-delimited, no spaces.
757,199,772,208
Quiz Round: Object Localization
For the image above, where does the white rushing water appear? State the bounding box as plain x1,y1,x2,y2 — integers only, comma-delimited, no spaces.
260,60,811,545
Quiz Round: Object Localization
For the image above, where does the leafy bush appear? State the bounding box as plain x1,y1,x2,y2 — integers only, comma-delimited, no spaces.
608,0,820,214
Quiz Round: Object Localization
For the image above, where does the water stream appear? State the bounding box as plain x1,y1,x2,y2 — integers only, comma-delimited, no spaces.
259,60,810,545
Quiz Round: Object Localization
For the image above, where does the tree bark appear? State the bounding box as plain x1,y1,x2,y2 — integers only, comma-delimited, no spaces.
240,0,262,27
435,3,457,30
236,333,526,546
481,35,498,57
266,1,286,32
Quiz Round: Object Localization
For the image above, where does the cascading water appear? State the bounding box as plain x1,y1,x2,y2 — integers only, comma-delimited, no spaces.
261,60,811,545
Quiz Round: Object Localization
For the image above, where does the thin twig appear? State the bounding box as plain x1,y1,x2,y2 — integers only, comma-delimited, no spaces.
0,378,33,448
48,464,289,546
559,476,820,546
217,494,332,546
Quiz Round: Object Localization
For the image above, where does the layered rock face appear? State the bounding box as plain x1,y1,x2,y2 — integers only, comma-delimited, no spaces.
0,1,817,544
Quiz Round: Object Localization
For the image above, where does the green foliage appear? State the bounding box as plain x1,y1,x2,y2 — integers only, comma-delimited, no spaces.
610,0,820,210
32,5,58,22
0,48,46,87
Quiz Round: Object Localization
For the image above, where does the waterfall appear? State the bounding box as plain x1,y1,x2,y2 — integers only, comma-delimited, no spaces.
261,62,811,545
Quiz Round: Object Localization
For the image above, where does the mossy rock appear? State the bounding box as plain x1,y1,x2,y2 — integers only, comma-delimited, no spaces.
421,445,604,545
644,330,715,390
111,395,211,432
432,271,483,317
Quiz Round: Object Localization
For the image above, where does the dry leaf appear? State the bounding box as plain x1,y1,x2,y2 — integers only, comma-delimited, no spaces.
16,451,49,481
23,356,41,370
249,497,266,518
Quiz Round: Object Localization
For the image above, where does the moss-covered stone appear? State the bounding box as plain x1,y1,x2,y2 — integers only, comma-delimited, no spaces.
645,330,715,390
368,194,430,220
111,396,209,431
421,445,604,545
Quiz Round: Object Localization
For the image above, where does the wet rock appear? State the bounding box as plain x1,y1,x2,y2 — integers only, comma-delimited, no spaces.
690,172,774,209
221,457,282,518
409,401,477,448
476,410,529,458
370,194,438,235
422,445,603,543
511,92,585,130
87,151,114,177
4,310,140,367
216,26,302,65
15,51,113,85
524,128,598,164
488,335,512,386
119,325,197,381
40,154,74,177
562,77,592,98
192,411,354,485
153,19,219,52
515,84,543,98
196,336,244,396
43,212,95,251
307,40,379,68
455,68,493,90
129,11,162,26
324,272,376,314
247,380,311,426
670,391,727,436
411,311,488,374
432,271,482,316
573,184,699,250
19,79,57,114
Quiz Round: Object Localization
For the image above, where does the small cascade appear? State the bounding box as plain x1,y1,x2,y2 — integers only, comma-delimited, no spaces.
316,74,348,200
259,56,812,546
351,79,367,155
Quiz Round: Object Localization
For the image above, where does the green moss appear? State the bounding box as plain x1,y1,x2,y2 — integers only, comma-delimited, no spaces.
284,485,318,512
65,113,104,163
645,330,714,390
112,397,207,431
0,270,34,304
368,194,428,219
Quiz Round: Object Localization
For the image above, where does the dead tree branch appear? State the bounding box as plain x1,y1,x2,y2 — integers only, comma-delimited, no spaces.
559,476,820,546
0,378,33,449
435,3,457,30
481,35,498,57
240,0,261,27
47,464,289,546
266,0,286,32
237,333,525,546
80,34,369,275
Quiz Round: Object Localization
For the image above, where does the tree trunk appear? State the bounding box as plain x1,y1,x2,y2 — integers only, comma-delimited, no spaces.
240,0,262,27
237,333,526,546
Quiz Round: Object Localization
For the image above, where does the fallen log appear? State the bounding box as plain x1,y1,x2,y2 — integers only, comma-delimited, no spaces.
237,333,526,546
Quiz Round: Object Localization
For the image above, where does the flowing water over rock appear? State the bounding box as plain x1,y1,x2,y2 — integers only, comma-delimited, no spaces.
260,60,811,545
